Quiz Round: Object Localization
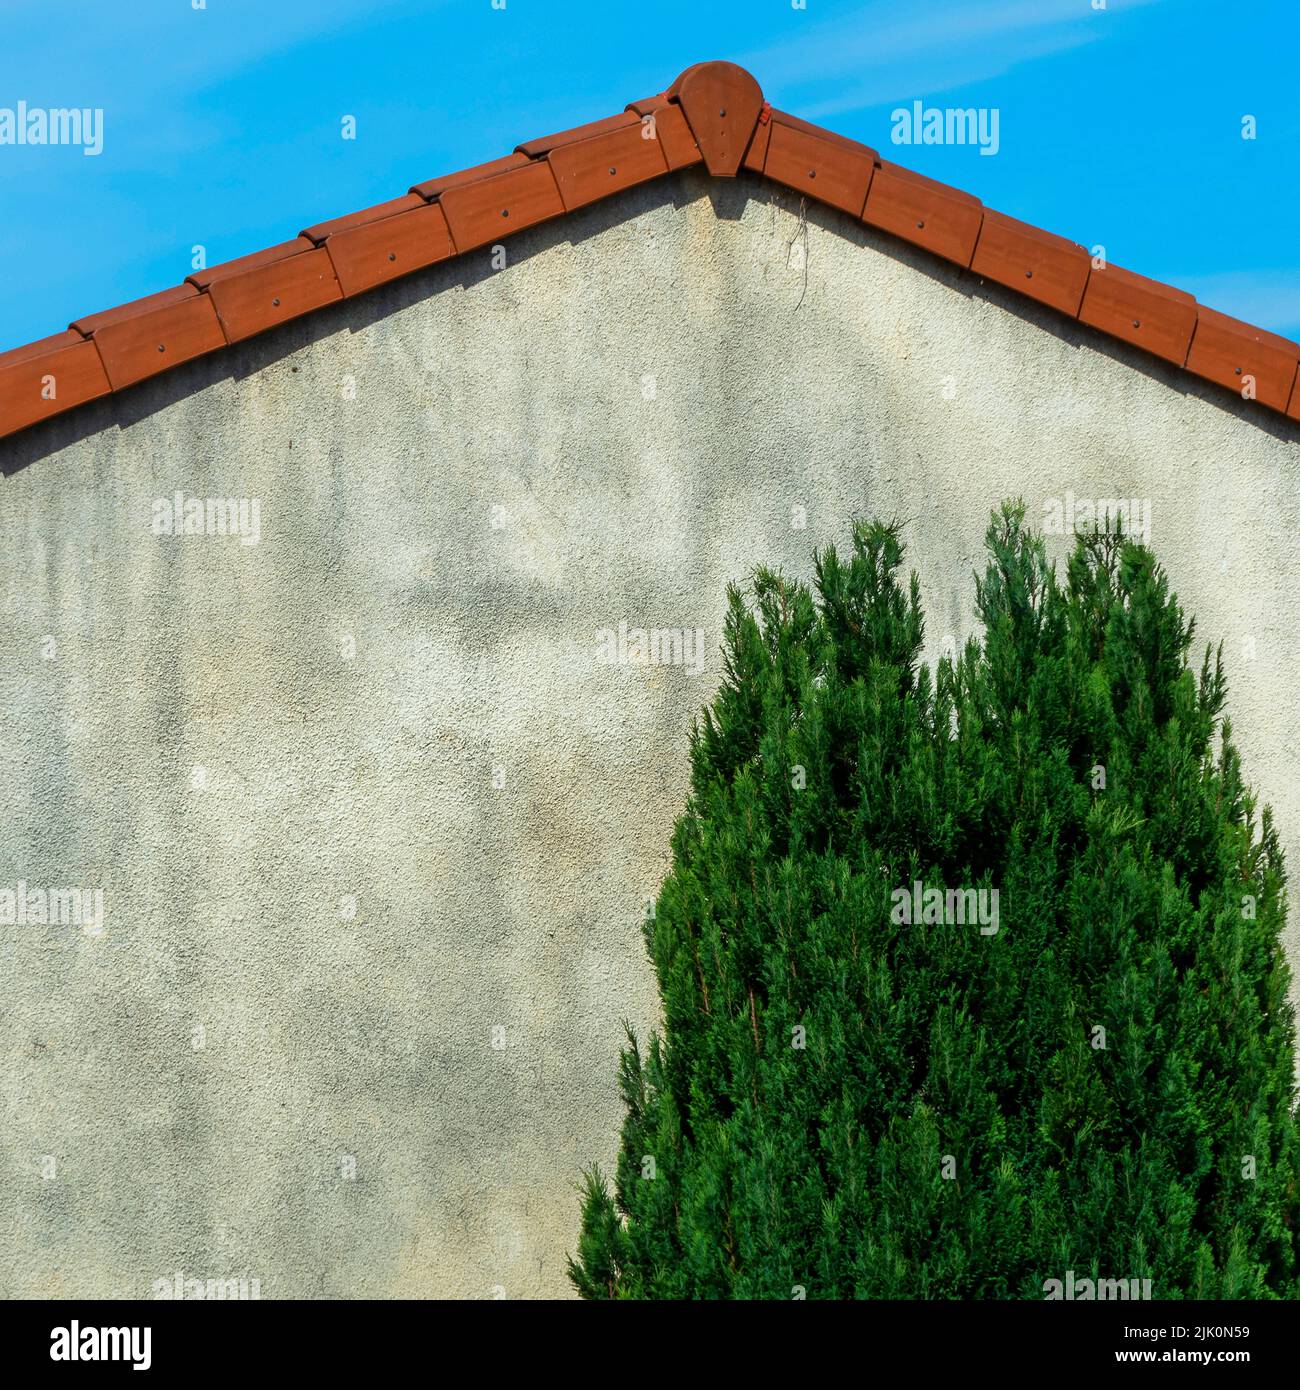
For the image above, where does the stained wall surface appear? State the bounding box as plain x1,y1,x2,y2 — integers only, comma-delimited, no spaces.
2,169,1298,1298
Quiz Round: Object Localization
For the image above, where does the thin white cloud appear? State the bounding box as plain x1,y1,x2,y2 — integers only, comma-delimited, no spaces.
798,28,1102,117
740,0,1168,112
1,0,426,102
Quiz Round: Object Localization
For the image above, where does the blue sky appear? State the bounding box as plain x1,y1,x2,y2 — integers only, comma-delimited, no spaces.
0,0,1296,353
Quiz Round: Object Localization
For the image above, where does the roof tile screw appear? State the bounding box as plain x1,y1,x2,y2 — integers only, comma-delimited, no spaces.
157,344,166,353
1235,366,1243,375
388,252,396,261
501,209,509,217
916,219,925,229
1132,319,1140,328
1025,270,1034,279
273,297,281,307
808,169,817,178
609,166,617,175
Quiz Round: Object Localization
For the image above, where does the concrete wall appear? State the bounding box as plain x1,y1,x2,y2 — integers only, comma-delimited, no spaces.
2,168,1298,1299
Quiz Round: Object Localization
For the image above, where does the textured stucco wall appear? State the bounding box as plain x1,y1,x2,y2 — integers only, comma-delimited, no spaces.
3,169,1299,1299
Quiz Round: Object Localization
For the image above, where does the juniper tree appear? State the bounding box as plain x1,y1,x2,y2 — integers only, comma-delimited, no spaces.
570,504,1300,1299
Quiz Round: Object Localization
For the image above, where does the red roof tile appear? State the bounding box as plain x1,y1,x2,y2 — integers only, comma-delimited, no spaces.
0,330,110,436
516,111,641,159
70,283,200,337
548,122,669,211
187,238,315,290
971,211,1090,318
1078,263,1198,366
1185,307,1300,412
670,61,765,177
762,111,877,216
301,195,426,245
439,159,565,252
863,161,983,268
93,293,226,390
409,152,529,202
324,202,454,298
205,246,342,343
2,60,1296,442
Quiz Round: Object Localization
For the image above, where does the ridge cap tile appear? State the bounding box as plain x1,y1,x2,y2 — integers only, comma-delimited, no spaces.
1193,303,1300,354
92,293,226,391
673,60,765,177
970,207,1090,317
0,328,86,369
769,109,879,160
187,237,314,290
203,245,341,343
302,194,425,245
0,332,110,436
874,159,981,204
547,119,670,211
1185,303,1300,410
517,111,640,158
1087,259,1196,303
410,152,530,202
1078,259,1198,366
438,158,565,251
324,201,454,297
764,116,876,217
978,207,1086,252
72,284,199,337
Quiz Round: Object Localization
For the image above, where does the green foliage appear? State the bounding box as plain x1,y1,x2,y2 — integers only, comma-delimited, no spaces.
570,504,1300,1299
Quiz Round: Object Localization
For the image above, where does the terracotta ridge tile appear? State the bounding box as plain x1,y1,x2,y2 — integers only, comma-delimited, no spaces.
768,109,878,160
863,158,984,268
546,119,671,211
0,331,110,436
187,237,315,290
204,246,342,343
324,201,454,297
302,195,425,245
1185,303,1300,411
0,328,86,369
1079,261,1197,366
410,153,530,203
764,111,878,216
71,284,199,337
673,61,765,177
92,293,227,391
626,93,670,116
438,159,565,251
516,111,640,159
972,208,1090,318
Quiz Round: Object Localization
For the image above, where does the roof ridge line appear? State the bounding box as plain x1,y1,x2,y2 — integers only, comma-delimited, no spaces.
2,60,1297,440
